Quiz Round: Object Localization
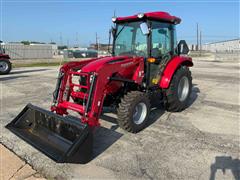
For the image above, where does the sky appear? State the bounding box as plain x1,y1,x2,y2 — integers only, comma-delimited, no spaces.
1,0,239,47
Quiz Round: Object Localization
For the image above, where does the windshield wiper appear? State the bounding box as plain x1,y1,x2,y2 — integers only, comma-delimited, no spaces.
116,24,126,38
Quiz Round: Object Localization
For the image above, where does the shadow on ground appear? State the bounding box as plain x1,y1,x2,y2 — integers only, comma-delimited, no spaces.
210,156,240,180
187,84,200,108
93,126,123,159
87,85,201,161
0,75,29,81
10,69,49,75
101,106,166,130
95,106,165,159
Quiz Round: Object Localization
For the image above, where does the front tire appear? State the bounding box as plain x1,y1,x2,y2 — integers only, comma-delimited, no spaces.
164,66,192,112
117,91,150,133
0,59,11,75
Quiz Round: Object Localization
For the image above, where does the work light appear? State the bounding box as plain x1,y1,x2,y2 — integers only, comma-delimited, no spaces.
112,17,117,22
137,13,144,18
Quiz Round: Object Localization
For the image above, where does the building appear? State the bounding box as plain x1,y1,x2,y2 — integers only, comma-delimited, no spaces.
2,43,58,59
202,39,240,52
89,43,112,52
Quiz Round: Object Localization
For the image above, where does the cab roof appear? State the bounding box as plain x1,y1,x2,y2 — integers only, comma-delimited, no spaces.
115,11,181,24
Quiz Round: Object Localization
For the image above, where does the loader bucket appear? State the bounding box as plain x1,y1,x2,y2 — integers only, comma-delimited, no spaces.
6,104,93,163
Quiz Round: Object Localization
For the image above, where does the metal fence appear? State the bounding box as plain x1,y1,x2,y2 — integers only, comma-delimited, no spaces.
2,44,58,60
202,39,240,52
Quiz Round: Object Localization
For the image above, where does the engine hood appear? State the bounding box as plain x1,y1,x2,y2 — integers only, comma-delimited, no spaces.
81,56,132,72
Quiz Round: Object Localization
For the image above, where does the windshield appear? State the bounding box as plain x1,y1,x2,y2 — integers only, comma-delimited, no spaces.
114,21,147,57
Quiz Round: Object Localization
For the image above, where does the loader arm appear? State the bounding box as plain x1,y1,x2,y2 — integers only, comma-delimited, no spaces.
51,59,96,109
52,56,144,127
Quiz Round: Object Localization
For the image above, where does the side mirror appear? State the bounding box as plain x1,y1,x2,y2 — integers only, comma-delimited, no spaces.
140,22,150,35
177,40,189,55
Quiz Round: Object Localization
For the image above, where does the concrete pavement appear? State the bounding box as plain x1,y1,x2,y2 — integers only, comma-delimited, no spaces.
0,55,239,179
0,144,45,180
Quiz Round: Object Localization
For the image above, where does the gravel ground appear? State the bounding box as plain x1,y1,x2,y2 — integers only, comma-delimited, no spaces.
0,57,239,179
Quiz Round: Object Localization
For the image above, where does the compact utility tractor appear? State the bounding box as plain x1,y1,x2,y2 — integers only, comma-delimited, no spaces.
6,11,193,163
0,41,11,75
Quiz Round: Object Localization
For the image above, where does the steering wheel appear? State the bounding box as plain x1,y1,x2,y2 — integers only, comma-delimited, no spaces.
134,50,146,57
161,51,171,63
119,50,146,57
162,54,171,61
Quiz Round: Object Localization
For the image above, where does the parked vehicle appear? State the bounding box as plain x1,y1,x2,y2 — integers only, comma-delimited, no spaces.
0,41,11,75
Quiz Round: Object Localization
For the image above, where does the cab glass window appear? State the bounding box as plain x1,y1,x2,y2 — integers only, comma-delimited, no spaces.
151,22,172,58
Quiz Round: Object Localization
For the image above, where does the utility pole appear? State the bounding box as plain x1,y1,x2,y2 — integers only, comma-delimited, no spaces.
196,23,199,51
76,32,79,48
96,32,99,52
59,32,63,46
67,39,69,48
200,30,202,56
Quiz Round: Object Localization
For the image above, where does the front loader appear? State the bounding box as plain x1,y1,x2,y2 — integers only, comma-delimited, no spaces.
6,11,193,163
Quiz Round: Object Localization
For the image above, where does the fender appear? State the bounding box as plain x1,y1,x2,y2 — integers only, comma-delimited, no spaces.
159,56,193,89
0,54,10,60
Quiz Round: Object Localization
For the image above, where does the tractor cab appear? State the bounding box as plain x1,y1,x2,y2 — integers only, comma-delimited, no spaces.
111,12,189,86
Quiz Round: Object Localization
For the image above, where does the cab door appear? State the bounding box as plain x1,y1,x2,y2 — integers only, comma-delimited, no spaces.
149,21,176,85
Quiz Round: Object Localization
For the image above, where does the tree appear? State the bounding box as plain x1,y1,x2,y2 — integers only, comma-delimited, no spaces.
21,41,30,45
30,41,45,44
58,45,68,50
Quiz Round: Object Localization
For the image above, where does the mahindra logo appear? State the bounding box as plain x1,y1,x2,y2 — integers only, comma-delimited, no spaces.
121,62,134,67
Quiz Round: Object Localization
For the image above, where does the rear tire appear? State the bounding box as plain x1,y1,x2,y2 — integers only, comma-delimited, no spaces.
117,91,150,133
164,66,192,112
0,59,11,75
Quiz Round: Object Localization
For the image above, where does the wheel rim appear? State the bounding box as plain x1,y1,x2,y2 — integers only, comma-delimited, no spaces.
133,102,147,125
177,76,190,102
0,61,8,72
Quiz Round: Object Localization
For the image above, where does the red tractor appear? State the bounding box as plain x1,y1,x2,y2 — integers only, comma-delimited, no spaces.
0,41,12,75
7,12,193,163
